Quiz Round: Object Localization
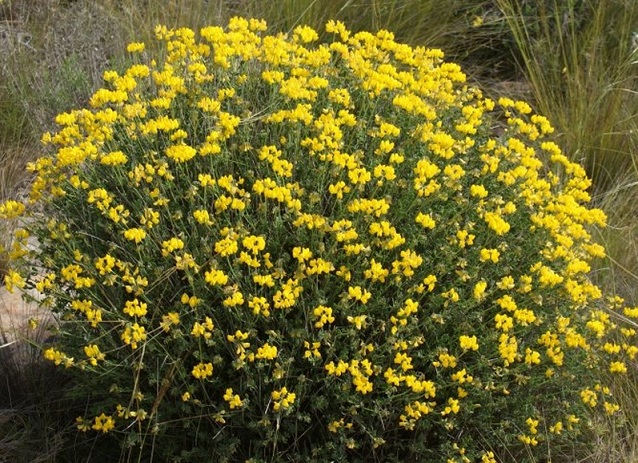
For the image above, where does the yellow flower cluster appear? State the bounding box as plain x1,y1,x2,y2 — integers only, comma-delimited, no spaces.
192,362,214,379
223,388,244,409
44,347,74,367
271,386,296,412
121,323,147,349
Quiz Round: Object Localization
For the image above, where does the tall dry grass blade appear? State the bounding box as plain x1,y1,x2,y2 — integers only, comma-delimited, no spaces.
496,0,638,193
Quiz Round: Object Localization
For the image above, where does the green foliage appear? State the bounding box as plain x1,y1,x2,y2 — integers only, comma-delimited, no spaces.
2,11,638,463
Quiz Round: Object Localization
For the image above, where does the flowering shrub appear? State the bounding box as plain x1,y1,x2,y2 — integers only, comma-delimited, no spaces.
3,17,638,462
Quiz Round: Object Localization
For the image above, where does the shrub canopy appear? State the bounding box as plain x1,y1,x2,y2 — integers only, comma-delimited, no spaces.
3,17,637,463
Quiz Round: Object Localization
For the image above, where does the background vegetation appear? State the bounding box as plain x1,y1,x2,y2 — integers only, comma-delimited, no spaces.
1,0,637,461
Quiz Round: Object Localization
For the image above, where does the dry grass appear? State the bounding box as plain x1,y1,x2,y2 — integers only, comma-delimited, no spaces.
496,0,638,193
591,173,638,305
0,286,70,463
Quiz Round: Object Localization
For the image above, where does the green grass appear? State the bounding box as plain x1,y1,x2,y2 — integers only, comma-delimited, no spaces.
1,0,637,461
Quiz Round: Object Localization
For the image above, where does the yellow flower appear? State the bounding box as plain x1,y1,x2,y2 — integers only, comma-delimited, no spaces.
0,199,26,219
166,144,197,163
442,397,461,416
243,235,266,254
180,293,200,307
223,388,244,409
364,259,389,283
92,413,116,433
121,323,147,349
459,335,479,351
550,421,563,434
580,388,598,407
394,352,414,372
100,150,128,166
84,344,106,366
451,368,473,384
271,387,296,412
4,270,26,293
347,285,372,304
609,361,627,374
204,268,229,286
483,211,510,235
192,362,214,380
518,434,538,446
325,360,349,376
293,25,319,43
347,315,368,330
313,305,335,328
223,291,245,307
473,280,488,301
415,212,436,229
193,209,213,225
123,228,146,243
214,235,239,256
161,237,185,256
44,347,74,367
303,341,321,359
255,343,278,360
246,296,270,317
470,184,488,198
160,312,180,332
526,417,539,435
435,353,457,369
126,42,146,53
123,299,148,317
602,401,619,415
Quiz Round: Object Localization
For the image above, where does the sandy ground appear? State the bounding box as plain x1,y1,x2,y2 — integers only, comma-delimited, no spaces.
0,286,51,347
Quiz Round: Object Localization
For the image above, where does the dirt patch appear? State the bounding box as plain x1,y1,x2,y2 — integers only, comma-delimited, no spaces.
0,286,51,347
